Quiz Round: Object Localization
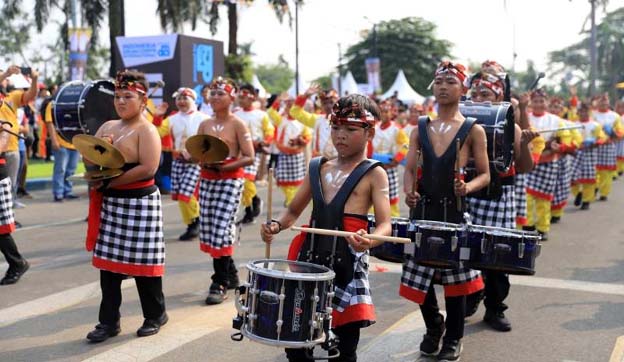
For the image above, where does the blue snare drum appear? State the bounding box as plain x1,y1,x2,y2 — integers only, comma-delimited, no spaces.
234,259,335,348
411,220,466,269
368,216,410,263
465,225,541,275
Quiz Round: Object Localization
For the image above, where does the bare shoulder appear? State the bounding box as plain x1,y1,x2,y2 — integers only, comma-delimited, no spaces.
365,166,390,187
230,114,247,129
139,120,159,135
469,123,486,139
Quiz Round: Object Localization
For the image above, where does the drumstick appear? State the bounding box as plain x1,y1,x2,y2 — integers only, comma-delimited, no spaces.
538,125,584,133
455,138,461,212
265,168,274,259
412,149,421,194
291,226,412,244
0,120,26,140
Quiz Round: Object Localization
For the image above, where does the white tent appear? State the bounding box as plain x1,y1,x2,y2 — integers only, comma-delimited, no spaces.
381,69,425,105
331,71,361,96
251,74,268,99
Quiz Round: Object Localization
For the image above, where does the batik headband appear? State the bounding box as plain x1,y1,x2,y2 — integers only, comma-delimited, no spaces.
176,87,197,100
471,72,504,97
209,77,237,98
530,88,548,100
319,89,339,101
329,102,376,128
481,60,506,75
434,61,469,86
115,71,147,95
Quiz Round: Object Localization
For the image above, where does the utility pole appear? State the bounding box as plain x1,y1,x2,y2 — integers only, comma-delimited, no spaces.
294,1,300,95
337,43,342,95
589,0,598,95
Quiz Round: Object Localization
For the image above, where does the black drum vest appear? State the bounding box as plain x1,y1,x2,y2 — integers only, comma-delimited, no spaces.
298,157,381,290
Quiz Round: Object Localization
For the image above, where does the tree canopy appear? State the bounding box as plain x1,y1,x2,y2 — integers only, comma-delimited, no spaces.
255,55,294,94
344,17,452,95
548,7,624,97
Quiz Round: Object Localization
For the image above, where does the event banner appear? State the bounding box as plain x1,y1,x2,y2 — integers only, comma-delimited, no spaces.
68,28,92,81
365,57,382,93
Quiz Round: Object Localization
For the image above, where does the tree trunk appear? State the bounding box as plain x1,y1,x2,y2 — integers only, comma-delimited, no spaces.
227,2,237,55
108,0,125,77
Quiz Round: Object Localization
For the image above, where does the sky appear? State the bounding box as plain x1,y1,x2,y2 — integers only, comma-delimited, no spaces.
11,0,624,86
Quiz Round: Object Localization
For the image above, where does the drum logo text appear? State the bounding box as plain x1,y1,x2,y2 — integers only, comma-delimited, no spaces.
292,288,304,332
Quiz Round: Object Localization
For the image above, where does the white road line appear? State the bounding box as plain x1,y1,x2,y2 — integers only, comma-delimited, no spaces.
369,262,624,296
80,300,234,362
610,336,624,362
360,310,430,362
0,279,135,328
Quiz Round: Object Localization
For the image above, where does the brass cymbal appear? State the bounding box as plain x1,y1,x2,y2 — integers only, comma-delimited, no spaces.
185,134,229,164
72,134,125,169
69,168,123,182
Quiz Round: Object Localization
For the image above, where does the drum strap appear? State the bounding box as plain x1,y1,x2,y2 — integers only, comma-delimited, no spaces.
300,157,381,289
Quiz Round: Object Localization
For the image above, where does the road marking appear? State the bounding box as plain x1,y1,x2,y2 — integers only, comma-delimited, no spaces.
360,310,431,362
369,262,624,296
610,336,624,362
80,298,234,362
0,279,135,328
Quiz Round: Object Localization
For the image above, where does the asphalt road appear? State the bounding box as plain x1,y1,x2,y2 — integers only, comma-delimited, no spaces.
1,178,623,362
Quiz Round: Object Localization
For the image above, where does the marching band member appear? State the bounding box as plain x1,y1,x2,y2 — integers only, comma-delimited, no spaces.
372,99,409,217
196,78,254,305
464,61,538,331
85,70,167,342
403,103,425,138
593,93,624,201
571,101,607,210
403,62,489,361
616,100,624,175
290,84,339,159
234,83,274,224
262,94,392,362
267,95,311,206
156,88,208,240
523,89,571,241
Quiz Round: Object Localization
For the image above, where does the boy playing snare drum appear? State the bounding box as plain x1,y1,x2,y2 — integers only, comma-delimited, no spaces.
261,94,392,362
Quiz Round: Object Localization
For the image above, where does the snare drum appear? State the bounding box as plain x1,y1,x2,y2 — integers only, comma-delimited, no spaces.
234,259,335,348
460,101,515,173
368,216,410,263
411,220,466,269
465,225,541,275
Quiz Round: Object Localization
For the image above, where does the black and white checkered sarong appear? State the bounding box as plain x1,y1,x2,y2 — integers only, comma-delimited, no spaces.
467,185,516,229
401,256,481,299
526,161,559,199
199,178,243,257
515,174,527,223
333,251,373,312
552,156,572,207
171,160,200,201
0,177,14,229
573,149,598,183
276,153,306,186
243,153,262,180
94,190,165,275
386,166,399,203
597,143,617,168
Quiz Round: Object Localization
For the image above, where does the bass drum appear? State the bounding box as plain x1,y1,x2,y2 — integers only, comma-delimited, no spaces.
53,80,118,143
459,101,515,173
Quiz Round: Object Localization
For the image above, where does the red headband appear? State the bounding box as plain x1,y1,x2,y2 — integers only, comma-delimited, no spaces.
435,61,469,85
176,87,197,100
319,89,339,101
115,72,147,95
329,103,376,128
210,77,237,98
530,88,548,100
472,73,504,97
481,60,505,74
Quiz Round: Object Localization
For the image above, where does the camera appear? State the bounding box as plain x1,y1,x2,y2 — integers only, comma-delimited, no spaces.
20,67,31,75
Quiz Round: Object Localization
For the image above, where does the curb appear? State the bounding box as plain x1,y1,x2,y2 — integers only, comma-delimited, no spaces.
25,178,86,191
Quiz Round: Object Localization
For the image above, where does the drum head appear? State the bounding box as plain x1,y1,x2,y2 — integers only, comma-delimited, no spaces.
81,80,118,136
247,259,335,281
54,81,86,143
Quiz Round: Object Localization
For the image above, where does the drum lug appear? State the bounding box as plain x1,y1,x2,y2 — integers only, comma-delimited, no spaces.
415,232,421,248
481,237,487,254
451,236,458,252
536,243,542,257
234,287,249,316
518,242,525,259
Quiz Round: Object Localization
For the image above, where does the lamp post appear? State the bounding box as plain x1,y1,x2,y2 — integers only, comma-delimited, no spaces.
294,0,300,95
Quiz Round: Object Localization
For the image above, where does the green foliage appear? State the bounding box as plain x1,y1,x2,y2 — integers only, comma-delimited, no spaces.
225,53,253,84
0,3,32,63
344,17,452,95
548,7,624,97
255,57,294,94
313,75,332,90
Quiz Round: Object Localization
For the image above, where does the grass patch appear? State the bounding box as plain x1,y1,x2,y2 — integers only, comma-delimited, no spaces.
26,159,86,179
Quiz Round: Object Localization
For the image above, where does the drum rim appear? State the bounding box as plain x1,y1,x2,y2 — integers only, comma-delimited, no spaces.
412,219,462,231
247,259,336,281
468,225,540,240
241,326,325,348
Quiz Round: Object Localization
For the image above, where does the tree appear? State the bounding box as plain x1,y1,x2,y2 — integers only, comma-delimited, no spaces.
344,17,452,95
0,2,32,63
548,7,624,97
255,55,294,94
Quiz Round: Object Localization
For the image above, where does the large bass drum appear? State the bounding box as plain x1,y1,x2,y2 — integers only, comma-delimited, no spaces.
53,80,118,143
459,101,515,173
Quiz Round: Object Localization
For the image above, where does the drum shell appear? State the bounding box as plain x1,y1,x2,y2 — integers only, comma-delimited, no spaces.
411,223,465,269
368,216,408,264
465,229,540,275
53,80,118,143
241,260,334,346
